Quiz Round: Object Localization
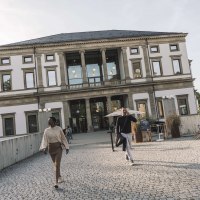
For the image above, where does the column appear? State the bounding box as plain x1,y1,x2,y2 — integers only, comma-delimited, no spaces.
63,100,71,128
100,48,109,84
121,47,131,81
35,54,44,92
79,50,88,87
106,96,112,126
148,91,157,119
85,98,93,132
142,45,151,78
58,52,67,90
128,93,134,110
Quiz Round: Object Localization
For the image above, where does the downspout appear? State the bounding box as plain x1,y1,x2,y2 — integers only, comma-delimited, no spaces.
33,46,40,110
145,39,159,120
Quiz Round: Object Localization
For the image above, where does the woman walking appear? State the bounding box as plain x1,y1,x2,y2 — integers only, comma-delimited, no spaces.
40,117,69,188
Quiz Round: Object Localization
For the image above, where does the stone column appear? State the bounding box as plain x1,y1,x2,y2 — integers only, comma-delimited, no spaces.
85,98,93,132
121,47,131,82
100,48,109,84
79,50,88,87
106,96,113,126
35,54,44,92
128,93,134,110
58,52,67,90
142,45,151,79
63,100,71,128
148,91,157,119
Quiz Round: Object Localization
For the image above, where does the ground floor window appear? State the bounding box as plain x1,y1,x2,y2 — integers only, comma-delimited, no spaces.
2,113,15,136
26,112,38,133
157,99,164,118
136,100,148,118
51,109,61,126
177,95,189,115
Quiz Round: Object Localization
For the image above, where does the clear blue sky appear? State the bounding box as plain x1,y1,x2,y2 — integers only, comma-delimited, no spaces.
0,0,199,91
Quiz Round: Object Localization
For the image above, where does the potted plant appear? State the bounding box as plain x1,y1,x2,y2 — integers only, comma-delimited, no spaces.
166,114,181,138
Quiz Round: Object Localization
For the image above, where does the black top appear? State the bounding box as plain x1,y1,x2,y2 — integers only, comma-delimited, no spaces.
116,115,137,134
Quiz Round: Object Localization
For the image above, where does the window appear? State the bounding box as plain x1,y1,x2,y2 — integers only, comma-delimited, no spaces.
150,46,159,53
157,99,164,118
177,95,189,115
132,62,142,78
130,47,139,55
46,54,55,62
2,73,11,91
152,61,162,76
172,59,182,74
47,70,57,86
0,57,10,65
170,44,179,51
26,112,38,133
2,114,15,136
23,56,33,63
52,111,61,126
136,100,148,117
25,72,35,88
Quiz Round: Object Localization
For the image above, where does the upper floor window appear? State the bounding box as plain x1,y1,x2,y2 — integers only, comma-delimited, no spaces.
2,73,12,91
132,62,142,78
170,44,179,51
47,70,57,86
152,61,162,76
23,55,33,63
25,72,35,88
150,46,159,53
46,54,55,62
177,95,189,115
130,47,139,55
0,57,10,65
172,59,182,75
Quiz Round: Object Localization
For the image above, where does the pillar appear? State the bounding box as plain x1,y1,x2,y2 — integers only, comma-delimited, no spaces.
106,96,113,126
100,48,109,84
58,52,67,90
85,98,93,132
63,100,71,128
121,47,131,81
79,50,88,87
35,54,44,92
128,93,134,110
142,45,151,78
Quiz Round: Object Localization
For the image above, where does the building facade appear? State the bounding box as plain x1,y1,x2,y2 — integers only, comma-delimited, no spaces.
0,30,197,136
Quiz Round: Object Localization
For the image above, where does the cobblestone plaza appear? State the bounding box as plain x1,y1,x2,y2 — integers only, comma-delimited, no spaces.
0,132,200,200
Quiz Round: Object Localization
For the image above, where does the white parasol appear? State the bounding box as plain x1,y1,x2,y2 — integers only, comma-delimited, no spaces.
105,108,145,117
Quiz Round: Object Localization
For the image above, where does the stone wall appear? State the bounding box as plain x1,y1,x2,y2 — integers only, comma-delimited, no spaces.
0,132,43,170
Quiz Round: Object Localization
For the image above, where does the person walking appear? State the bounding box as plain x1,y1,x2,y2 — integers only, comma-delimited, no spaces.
40,117,69,189
116,108,137,165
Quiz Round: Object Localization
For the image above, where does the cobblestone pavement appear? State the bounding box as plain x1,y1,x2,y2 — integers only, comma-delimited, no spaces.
0,132,200,200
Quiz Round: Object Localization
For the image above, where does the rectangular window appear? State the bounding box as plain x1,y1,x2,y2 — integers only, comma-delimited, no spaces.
172,59,182,74
132,62,142,78
136,100,148,117
157,99,164,118
150,46,159,53
2,114,15,136
46,54,55,62
152,61,162,76
177,96,189,115
25,72,35,88
47,70,57,86
23,56,33,63
2,74,11,91
1,57,10,65
130,47,139,54
52,111,61,126
27,113,38,133
170,44,179,51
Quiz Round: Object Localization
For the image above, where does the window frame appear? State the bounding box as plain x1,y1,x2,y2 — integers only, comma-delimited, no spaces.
131,59,143,79
150,45,160,53
130,47,140,55
45,66,58,87
1,71,12,91
156,98,164,118
151,59,163,77
22,68,35,89
177,95,190,116
171,56,182,75
0,57,11,65
51,108,62,126
22,55,33,64
169,44,179,52
25,111,39,133
2,113,16,136
45,54,55,62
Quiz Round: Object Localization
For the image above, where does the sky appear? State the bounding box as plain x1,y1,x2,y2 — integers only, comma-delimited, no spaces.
0,0,199,91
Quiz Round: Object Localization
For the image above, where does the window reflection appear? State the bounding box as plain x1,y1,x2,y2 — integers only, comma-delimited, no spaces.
173,59,181,74
25,72,34,88
48,70,56,86
152,61,161,76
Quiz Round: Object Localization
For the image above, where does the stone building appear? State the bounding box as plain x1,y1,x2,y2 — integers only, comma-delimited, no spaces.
0,30,197,136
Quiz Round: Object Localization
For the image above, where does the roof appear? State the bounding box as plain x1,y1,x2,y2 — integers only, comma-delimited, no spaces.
1,30,185,47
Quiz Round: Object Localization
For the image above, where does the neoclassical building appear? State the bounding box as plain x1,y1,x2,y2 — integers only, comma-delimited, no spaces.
0,30,197,136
